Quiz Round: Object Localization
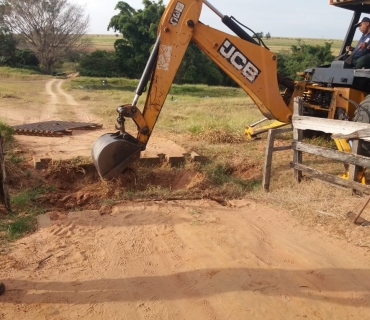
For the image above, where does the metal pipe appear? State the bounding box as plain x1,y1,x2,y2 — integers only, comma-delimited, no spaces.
249,118,268,127
204,0,292,92
203,0,224,18
132,34,161,106
204,1,292,92
204,0,258,45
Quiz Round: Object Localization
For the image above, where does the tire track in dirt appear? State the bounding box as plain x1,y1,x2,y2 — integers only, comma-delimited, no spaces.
55,79,78,106
44,78,93,122
11,78,108,160
42,78,59,121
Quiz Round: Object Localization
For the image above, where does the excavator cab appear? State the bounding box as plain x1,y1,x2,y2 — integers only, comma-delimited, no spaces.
290,1,370,121
249,0,370,137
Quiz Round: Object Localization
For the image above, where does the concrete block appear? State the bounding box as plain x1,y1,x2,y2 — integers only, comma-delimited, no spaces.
34,157,52,170
189,151,207,163
138,156,162,167
166,155,185,167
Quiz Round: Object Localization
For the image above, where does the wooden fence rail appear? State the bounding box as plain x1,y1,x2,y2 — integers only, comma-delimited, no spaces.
291,97,370,194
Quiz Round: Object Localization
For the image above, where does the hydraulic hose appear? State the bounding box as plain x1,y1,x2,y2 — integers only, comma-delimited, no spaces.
204,0,294,91
132,35,161,106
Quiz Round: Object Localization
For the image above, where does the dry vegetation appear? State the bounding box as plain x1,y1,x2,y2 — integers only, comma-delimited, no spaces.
0,68,370,251
83,34,119,52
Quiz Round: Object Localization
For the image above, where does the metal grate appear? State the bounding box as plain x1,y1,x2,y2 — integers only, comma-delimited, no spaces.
12,121,103,137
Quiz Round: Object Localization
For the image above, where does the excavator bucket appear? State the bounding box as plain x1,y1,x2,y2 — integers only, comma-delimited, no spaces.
91,132,142,180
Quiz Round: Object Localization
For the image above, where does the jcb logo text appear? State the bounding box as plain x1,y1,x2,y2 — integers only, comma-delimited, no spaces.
219,39,260,83
169,2,185,26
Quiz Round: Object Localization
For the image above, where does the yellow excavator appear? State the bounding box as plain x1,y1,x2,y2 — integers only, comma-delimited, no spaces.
92,0,370,180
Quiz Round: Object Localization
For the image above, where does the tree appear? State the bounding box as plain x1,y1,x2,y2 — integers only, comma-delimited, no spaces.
15,49,39,67
0,3,17,66
1,0,90,73
265,32,271,40
0,32,16,66
108,0,165,78
108,1,228,85
173,43,224,85
79,50,122,77
278,41,335,80
253,32,264,39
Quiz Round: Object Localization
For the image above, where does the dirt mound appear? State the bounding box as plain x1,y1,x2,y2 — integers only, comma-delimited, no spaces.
172,170,203,190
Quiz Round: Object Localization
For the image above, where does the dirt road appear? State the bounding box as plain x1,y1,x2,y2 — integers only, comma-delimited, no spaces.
1,78,370,319
8,78,108,160
1,200,370,319
9,78,185,160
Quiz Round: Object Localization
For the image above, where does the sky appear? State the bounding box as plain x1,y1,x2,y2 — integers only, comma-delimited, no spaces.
73,0,366,40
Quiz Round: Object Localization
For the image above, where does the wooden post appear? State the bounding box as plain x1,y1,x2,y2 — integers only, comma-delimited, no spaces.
263,129,275,191
293,97,303,182
348,139,361,194
0,134,11,212
262,127,292,192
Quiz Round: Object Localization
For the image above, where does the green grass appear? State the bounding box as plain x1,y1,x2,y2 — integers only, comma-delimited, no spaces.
4,215,37,240
157,95,258,136
265,37,345,56
203,163,237,184
0,185,56,241
84,34,119,52
67,77,262,136
69,76,139,91
0,66,44,79
11,185,55,213
168,84,245,98
0,121,15,143
6,151,23,165
303,134,337,149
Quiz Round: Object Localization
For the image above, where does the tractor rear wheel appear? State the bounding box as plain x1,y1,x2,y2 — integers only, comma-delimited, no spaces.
352,95,370,156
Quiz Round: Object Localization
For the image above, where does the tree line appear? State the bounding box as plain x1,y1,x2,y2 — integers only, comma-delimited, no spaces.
0,0,335,84
0,0,89,73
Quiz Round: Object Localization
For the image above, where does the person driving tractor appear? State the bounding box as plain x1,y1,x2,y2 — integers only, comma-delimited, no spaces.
346,17,370,68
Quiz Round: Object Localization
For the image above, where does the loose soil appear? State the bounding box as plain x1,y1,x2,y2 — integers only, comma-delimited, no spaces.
1,78,370,319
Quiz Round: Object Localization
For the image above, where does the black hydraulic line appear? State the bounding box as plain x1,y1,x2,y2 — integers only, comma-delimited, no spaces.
135,35,161,97
204,1,294,91
221,16,294,91
221,16,259,46
277,74,295,91
339,93,360,110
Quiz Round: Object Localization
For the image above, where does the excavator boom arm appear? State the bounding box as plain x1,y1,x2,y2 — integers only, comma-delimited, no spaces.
137,0,292,145
92,0,292,179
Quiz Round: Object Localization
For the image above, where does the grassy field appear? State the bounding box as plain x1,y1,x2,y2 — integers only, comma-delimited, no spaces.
84,34,119,52
266,37,345,56
85,34,347,55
